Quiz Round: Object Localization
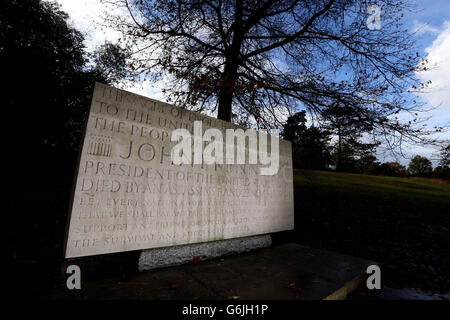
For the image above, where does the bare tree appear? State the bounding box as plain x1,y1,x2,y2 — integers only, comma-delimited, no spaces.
439,143,450,167
102,0,445,147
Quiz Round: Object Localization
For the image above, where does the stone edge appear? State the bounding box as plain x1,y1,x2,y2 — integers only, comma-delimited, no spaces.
138,235,272,271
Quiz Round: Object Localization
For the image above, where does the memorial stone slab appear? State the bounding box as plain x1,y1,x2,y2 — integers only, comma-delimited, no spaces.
65,82,294,258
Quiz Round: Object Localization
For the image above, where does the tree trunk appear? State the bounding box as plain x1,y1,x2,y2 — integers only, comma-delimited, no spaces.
217,0,243,123
337,124,342,170
217,87,233,122
217,56,239,122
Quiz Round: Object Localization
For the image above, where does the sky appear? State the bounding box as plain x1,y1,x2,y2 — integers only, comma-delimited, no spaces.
396,0,450,164
53,0,450,165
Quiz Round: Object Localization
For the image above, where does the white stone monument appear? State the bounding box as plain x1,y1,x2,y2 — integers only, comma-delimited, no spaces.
65,83,294,266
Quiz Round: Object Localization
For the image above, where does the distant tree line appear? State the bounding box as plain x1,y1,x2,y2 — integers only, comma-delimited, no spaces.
282,112,450,180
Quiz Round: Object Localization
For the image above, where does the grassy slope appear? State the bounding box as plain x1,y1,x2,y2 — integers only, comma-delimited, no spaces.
295,170,450,205
293,170,450,291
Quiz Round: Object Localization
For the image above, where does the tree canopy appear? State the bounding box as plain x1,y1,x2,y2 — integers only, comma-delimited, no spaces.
439,144,450,167
282,111,331,169
102,0,444,152
1,0,129,156
408,155,432,176
2,0,130,298
320,103,379,171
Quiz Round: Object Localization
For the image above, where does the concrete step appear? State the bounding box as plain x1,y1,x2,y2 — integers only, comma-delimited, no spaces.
50,243,377,300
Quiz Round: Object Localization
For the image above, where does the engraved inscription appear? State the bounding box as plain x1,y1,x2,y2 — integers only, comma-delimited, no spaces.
87,134,112,157
65,83,294,258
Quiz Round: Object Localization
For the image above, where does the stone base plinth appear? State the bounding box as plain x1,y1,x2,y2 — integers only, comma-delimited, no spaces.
138,235,271,271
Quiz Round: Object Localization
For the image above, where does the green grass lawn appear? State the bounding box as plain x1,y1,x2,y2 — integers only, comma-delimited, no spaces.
294,170,450,207
292,170,450,292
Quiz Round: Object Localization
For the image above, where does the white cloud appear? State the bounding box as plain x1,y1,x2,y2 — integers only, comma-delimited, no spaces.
52,0,122,52
121,78,167,101
368,20,450,165
412,20,441,35
51,0,164,97
415,21,450,127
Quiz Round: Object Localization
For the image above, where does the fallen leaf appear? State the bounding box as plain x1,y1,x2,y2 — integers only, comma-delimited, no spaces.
160,284,179,290
289,282,301,297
